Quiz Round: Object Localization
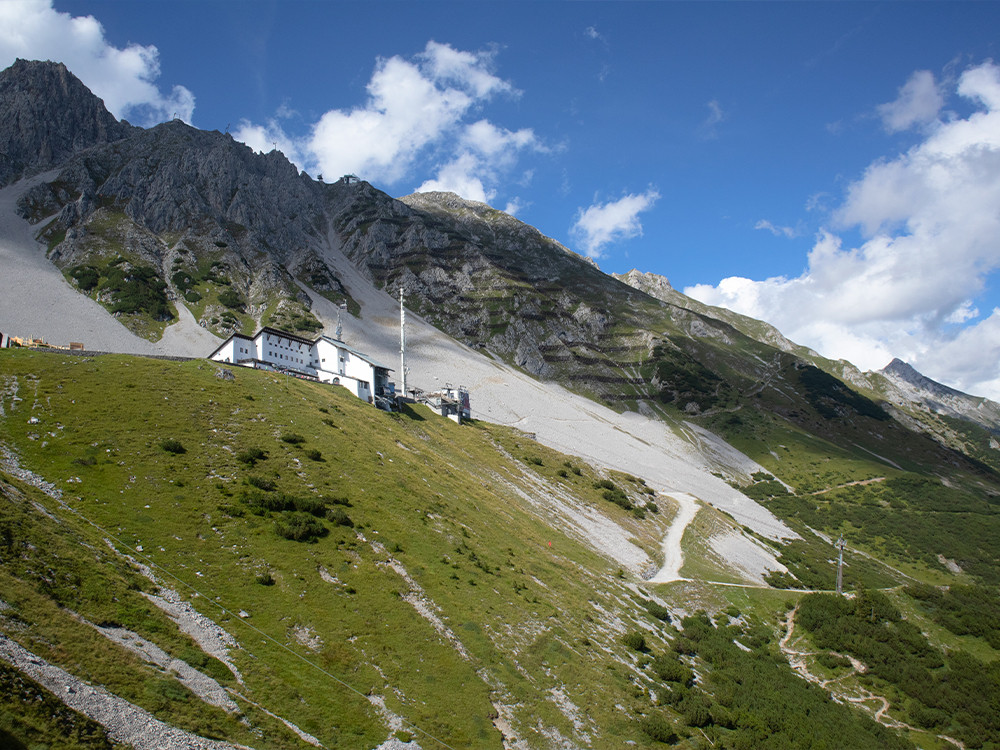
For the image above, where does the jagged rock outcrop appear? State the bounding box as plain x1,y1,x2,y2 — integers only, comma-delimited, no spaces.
3,60,355,337
332,190,666,382
0,59,130,188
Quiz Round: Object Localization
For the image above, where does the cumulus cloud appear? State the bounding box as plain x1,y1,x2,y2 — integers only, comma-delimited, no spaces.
504,197,527,216
570,189,660,258
0,0,194,124
231,119,306,167
686,61,1000,400
235,40,538,205
877,69,944,133
305,41,530,191
415,119,541,201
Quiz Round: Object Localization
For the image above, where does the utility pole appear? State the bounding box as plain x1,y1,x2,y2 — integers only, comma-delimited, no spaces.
399,287,407,397
836,535,846,595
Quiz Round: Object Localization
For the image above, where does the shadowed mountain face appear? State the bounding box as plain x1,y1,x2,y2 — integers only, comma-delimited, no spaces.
0,59,130,188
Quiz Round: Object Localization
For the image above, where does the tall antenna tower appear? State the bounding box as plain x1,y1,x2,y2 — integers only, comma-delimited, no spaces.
399,287,407,397
836,535,846,595
335,302,346,340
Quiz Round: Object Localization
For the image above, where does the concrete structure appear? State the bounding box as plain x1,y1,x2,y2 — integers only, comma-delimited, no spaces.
208,326,395,409
419,385,471,424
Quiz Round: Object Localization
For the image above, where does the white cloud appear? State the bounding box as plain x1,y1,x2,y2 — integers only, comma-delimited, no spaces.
235,40,537,205
504,197,527,216
414,119,542,201
877,69,944,133
415,153,492,203
699,99,726,139
570,189,660,258
687,61,1000,401
303,41,522,189
0,0,194,124
754,219,800,239
231,119,306,167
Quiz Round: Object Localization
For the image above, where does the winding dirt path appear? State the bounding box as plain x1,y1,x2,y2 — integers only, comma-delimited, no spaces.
647,493,699,583
807,477,886,496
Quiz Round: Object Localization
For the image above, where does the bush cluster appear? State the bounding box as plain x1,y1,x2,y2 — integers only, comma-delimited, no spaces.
236,447,268,467
71,260,172,320
274,512,327,542
799,588,1000,745
160,438,186,455
634,610,911,749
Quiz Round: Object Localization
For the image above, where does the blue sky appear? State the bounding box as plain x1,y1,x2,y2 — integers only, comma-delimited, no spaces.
4,1,1000,400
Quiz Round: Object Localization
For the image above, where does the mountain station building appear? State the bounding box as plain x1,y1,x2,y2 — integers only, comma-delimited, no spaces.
208,327,395,409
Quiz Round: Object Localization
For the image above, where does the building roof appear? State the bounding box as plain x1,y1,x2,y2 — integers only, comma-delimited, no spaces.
317,335,393,372
257,326,316,348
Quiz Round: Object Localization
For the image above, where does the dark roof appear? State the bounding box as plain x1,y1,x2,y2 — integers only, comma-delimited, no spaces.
256,326,316,347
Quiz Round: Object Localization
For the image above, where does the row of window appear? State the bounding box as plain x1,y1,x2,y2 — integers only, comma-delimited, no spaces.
231,341,360,371
269,351,306,364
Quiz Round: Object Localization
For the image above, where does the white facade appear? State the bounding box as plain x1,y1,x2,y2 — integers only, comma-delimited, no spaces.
208,327,394,407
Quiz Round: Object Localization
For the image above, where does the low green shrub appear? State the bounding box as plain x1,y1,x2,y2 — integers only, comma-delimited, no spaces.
236,447,267,466
622,631,647,652
326,507,354,527
160,438,186,455
646,602,672,622
217,287,244,310
651,653,692,684
245,476,276,491
639,714,677,744
274,512,327,542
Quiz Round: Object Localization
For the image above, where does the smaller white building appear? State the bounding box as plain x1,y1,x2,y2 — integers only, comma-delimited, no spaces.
208,326,395,408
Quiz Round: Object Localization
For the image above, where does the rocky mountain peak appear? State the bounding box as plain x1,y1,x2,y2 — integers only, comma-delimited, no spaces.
880,357,962,397
878,357,1000,432
0,59,129,187
614,269,673,296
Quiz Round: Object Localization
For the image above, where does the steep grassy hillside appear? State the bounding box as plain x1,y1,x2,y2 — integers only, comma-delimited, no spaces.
0,350,923,749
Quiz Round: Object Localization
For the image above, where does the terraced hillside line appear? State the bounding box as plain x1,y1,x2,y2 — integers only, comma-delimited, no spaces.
0,634,251,750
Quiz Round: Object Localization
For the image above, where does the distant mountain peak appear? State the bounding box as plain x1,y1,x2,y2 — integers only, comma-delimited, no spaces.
880,358,964,398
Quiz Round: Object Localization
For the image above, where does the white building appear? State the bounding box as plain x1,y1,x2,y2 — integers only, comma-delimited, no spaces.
208,326,395,408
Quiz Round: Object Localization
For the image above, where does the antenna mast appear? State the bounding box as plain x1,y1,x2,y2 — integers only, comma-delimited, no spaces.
836,535,846,595
335,302,346,340
399,287,407,397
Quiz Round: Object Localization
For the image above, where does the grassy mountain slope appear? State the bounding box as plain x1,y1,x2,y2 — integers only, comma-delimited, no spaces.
0,349,926,750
